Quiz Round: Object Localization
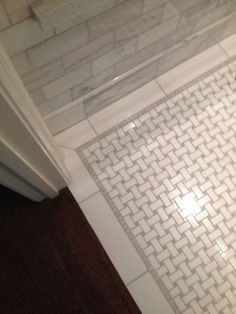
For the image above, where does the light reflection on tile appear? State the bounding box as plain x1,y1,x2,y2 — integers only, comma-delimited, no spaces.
78,58,236,313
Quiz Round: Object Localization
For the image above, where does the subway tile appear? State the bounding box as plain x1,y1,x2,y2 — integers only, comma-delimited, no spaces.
142,0,167,13
221,14,236,40
72,68,114,100
22,59,64,91
30,88,45,106
27,23,89,68
88,80,165,134
157,20,229,77
11,52,32,76
137,15,179,50
191,1,233,34
45,99,86,135
37,91,72,117
116,0,127,4
220,33,236,57
128,273,174,314
114,44,155,76
2,0,35,24
154,18,192,55
88,0,143,40
174,0,217,19
86,62,159,116
63,33,114,69
54,119,96,149
55,0,116,33
156,45,228,94
92,39,136,75
0,2,10,31
115,2,178,46
0,19,54,56
79,192,147,284
42,64,91,99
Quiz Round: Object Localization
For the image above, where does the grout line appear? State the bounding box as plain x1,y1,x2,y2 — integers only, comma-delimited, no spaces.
78,190,100,205
87,117,99,136
57,143,76,151
154,78,168,97
126,270,149,287
218,42,232,59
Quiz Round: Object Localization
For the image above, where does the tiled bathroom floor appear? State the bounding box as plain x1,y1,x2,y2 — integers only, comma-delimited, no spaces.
54,34,236,314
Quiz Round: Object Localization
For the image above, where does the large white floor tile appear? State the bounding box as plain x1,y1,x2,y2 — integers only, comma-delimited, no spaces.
156,44,228,94
79,192,147,284
220,33,236,57
61,147,99,202
128,273,174,314
88,81,165,134
54,119,96,149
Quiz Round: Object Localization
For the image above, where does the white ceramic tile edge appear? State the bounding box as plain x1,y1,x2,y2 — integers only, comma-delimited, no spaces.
88,80,165,134
127,273,174,314
58,146,99,202
79,191,147,284
156,44,229,94
54,119,97,149
219,33,236,58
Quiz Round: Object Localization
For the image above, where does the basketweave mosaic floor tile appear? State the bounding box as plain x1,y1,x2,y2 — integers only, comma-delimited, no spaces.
77,58,236,314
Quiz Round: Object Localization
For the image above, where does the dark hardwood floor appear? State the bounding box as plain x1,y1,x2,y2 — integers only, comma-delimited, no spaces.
0,185,141,314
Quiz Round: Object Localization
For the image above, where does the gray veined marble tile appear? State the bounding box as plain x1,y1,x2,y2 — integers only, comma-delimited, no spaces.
154,18,193,56
115,2,179,46
116,0,127,4
221,13,236,40
0,19,54,57
72,68,114,100
37,90,72,117
27,23,89,69
191,0,234,34
63,33,114,69
30,88,45,106
92,39,137,75
55,0,116,34
137,15,180,50
45,99,86,135
156,19,229,77
22,59,64,92
88,0,143,40
114,44,156,76
170,0,216,15
42,64,91,99
0,2,10,31
11,52,32,76
84,61,159,116
142,0,168,14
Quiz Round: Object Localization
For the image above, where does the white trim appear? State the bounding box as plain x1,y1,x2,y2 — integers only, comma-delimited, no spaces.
0,44,70,201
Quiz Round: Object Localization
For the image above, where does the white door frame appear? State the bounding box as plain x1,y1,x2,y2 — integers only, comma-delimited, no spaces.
0,45,70,201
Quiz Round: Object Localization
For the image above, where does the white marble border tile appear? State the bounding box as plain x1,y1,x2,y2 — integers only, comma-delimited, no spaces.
60,147,99,202
128,273,174,314
88,81,165,134
220,33,236,58
156,44,228,94
79,192,147,284
54,119,96,149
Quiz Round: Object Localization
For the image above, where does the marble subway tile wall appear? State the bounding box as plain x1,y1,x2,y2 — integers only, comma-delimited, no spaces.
0,0,235,132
